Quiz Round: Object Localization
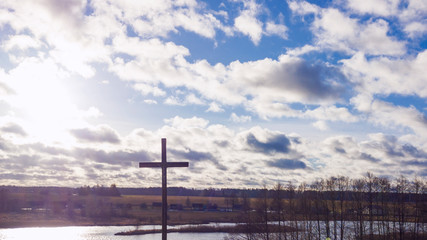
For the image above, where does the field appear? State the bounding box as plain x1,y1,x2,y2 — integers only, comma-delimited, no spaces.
0,194,247,228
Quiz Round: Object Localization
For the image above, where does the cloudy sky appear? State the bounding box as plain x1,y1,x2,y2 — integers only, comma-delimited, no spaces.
0,0,426,188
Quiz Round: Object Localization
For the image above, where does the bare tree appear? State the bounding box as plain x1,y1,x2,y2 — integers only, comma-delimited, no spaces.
312,180,326,240
297,182,315,240
240,190,256,240
396,175,409,240
272,183,285,240
365,172,377,240
377,176,391,240
337,176,350,240
411,177,424,240
352,178,366,240
326,177,339,240
255,186,270,240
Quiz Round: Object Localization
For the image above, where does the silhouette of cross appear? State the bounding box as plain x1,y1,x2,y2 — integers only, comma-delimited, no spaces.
139,138,189,240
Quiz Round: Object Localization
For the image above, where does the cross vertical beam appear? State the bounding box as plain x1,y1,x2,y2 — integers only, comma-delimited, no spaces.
139,138,189,240
161,138,167,240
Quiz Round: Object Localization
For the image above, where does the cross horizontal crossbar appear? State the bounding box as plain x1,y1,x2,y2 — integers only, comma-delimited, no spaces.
139,162,189,168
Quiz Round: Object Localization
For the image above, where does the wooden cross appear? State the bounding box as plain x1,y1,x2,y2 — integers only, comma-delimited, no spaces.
139,138,189,240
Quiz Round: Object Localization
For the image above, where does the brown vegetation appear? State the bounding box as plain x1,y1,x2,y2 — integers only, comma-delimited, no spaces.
1,173,426,240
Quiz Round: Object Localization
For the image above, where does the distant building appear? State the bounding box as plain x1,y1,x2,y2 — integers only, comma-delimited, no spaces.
170,204,183,210
152,202,162,208
207,203,218,211
192,203,204,211
232,204,243,211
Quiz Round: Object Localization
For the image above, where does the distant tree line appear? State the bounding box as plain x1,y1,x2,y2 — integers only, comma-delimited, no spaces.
227,173,427,240
76,184,121,197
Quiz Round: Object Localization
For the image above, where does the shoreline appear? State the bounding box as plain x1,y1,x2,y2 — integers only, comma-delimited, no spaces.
0,213,237,229
115,224,298,235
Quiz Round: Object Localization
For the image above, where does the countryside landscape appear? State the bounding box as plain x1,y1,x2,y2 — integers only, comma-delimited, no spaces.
1,0,427,239
1,173,426,239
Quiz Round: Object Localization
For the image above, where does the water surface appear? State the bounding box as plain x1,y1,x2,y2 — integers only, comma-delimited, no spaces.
0,225,230,240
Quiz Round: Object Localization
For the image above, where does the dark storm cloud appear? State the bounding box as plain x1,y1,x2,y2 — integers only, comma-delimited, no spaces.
170,148,227,170
247,133,291,154
406,159,427,166
386,148,404,157
290,137,301,144
73,148,152,166
170,148,214,161
0,137,12,151
0,173,28,180
402,144,427,158
0,122,27,136
380,136,405,157
28,143,69,156
70,126,120,144
269,59,347,101
43,158,75,173
377,139,427,159
5,154,41,168
214,140,229,148
267,158,307,170
335,147,346,154
365,135,405,157
359,153,380,162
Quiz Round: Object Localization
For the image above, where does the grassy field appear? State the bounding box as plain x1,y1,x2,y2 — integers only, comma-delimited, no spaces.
0,194,247,228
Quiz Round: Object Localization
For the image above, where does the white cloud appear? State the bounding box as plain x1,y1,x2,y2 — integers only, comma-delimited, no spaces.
404,21,427,38
313,8,405,55
2,35,42,51
341,51,427,97
305,105,358,122
0,0,113,78
144,99,158,104
185,93,205,105
345,0,400,16
0,113,425,187
164,116,209,129
247,100,301,119
287,0,320,15
286,44,319,56
399,0,427,22
232,0,288,44
96,0,234,41
109,30,345,117
265,21,288,39
344,0,427,40
312,120,329,131
164,96,184,106
206,102,224,112
70,124,121,144
83,107,103,119
234,11,263,45
230,113,252,123
2,0,325,121
134,83,166,97
289,2,406,56
351,94,427,136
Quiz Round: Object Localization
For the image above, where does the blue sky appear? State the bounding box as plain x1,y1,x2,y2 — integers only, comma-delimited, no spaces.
0,0,426,188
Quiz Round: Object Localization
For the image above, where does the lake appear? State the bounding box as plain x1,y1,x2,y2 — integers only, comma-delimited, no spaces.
0,225,231,240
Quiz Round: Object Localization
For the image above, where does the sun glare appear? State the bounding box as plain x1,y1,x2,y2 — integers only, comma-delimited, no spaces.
2,227,92,240
7,60,84,144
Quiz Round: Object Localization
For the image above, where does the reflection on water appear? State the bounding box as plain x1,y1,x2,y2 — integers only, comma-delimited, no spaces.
0,225,229,240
